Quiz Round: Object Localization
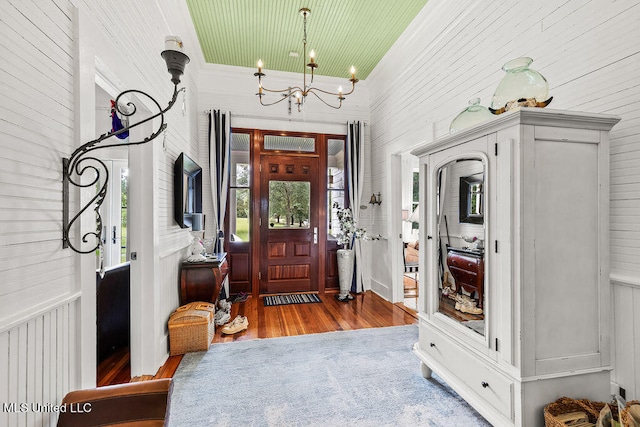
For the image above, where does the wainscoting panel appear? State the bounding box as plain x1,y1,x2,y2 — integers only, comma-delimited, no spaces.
156,248,187,368
0,299,77,427
612,276,640,400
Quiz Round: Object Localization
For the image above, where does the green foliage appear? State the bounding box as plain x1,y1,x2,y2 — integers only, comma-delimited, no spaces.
269,181,310,226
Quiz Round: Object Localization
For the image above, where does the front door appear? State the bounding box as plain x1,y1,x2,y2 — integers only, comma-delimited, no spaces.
259,154,319,294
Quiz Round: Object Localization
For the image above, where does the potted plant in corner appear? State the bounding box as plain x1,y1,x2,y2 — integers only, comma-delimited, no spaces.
333,202,367,302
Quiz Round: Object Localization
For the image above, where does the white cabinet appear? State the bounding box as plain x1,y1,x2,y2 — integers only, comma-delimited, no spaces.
411,108,620,427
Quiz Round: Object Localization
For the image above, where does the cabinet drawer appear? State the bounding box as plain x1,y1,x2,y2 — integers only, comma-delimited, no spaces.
420,323,513,420
447,253,480,271
448,266,478,286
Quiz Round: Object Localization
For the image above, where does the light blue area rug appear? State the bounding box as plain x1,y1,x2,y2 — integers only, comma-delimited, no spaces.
169,325,490,426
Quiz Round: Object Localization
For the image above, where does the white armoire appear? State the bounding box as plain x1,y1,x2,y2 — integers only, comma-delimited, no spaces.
411,108,620,427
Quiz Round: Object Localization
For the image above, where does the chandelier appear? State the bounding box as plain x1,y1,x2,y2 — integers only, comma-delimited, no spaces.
254,8,358,111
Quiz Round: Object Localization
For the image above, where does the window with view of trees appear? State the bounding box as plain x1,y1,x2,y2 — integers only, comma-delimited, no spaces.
268,181,310,229
229,132,251,242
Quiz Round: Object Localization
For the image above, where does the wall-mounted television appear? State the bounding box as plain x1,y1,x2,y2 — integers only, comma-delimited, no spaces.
174,152,202,229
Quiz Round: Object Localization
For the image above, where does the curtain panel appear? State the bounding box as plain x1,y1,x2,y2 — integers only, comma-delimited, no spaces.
347,121,365,293
208,110,231,253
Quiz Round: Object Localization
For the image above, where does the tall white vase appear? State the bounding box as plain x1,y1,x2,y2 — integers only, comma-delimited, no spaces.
337,248,355,298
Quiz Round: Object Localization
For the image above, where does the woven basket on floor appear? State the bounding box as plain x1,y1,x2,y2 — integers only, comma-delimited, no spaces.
621,401,640,427
544,397,600,427
168,301,215,355
544,397,631,427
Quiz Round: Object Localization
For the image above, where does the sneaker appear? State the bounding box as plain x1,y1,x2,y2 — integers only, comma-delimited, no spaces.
460,303,483,315
455,299,483,315
214,310,230,326
221,315,248,334
218,299,232,313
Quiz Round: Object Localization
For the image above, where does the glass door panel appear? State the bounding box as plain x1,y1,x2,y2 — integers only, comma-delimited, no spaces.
268,181,310,229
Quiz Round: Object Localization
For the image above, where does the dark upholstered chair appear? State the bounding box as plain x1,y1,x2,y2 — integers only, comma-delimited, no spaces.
57,379,172,427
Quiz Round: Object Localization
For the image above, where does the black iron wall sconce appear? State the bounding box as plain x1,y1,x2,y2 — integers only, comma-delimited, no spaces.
62,37,190,259
369,192,382,206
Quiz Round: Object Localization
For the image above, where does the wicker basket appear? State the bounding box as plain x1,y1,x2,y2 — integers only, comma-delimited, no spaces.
168,301,215,355
621,401,640,427
544,397,628,427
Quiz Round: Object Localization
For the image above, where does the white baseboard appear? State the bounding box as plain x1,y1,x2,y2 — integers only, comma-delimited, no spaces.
370,278,391,301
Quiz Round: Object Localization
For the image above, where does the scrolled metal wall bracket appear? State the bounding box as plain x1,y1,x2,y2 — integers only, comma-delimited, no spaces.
62,40,190,261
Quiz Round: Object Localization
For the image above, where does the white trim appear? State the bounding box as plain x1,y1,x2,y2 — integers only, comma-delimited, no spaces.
610,272,640,289
0,292,81,335
520,365,613,382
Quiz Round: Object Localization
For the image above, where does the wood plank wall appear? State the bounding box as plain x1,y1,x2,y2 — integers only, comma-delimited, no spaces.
0,0,201,421
0,299,77,427
366,0,640,399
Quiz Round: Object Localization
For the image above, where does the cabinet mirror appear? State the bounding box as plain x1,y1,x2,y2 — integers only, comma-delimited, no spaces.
435,157,486,336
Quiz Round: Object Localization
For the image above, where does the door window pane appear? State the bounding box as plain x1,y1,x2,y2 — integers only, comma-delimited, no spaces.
268,181,310,229
230,188,250,241
264,135,315,152
120,167,128,263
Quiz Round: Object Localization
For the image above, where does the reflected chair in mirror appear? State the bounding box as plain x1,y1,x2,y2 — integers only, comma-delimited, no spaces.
403,241,419,290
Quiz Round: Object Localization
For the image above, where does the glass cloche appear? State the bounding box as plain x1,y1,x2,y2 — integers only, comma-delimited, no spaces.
449,98,494,134
490,57,552,114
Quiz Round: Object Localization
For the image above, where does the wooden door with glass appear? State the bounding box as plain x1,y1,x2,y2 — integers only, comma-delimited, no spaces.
259,154,320,294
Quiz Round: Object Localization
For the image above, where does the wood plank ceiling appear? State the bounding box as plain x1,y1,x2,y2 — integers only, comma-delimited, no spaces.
186,0,429,80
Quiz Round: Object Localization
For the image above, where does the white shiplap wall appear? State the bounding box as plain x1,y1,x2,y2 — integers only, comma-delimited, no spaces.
367,0,640,399
0,0,202,421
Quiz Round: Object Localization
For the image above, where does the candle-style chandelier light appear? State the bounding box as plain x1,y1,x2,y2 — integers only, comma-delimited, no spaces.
254,8,358,111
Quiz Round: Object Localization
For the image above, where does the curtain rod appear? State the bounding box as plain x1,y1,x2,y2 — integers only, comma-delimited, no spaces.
202,110,367,126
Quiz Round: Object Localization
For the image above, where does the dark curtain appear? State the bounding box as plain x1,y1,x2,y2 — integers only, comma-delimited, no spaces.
208,110,231,253
347,121,365,293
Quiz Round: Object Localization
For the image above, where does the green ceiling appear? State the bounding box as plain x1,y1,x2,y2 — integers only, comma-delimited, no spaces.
186,0,429,80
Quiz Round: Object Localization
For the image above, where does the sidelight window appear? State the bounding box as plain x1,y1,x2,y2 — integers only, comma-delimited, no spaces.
229,133,251,241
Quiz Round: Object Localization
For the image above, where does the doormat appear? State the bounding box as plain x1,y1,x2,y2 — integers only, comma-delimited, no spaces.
263,293,322,306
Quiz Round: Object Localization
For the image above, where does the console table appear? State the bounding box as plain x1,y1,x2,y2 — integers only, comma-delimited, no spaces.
446,247,484,308
179,253,229,305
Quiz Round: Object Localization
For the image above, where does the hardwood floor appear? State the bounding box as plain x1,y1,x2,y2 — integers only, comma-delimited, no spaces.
98,290,417,385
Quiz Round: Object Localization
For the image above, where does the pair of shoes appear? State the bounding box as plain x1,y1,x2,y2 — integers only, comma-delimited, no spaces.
442,286,453,296
221,315,248,334
214,310,230,326
231,292,248,303
218,299,232,313
454,299,483,315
